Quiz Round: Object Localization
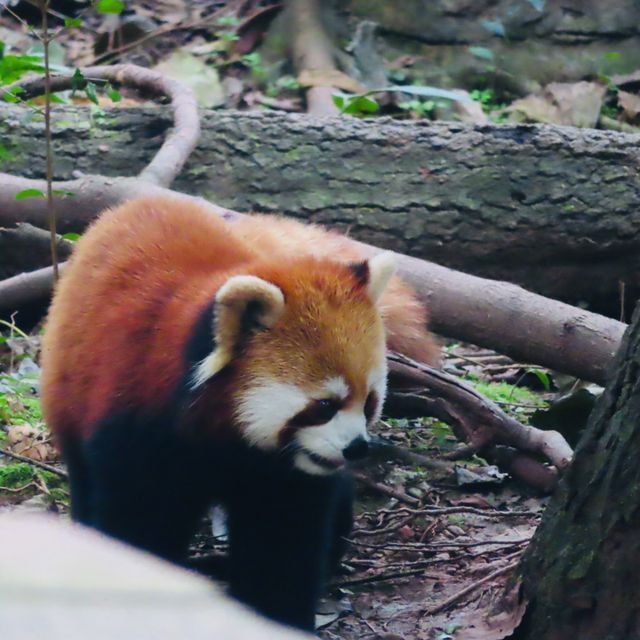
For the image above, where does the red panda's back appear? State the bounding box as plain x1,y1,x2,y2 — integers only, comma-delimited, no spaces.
41,196,255,437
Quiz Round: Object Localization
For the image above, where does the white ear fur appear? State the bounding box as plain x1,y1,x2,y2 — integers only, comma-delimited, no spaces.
366,252,396,304
192,275,285,387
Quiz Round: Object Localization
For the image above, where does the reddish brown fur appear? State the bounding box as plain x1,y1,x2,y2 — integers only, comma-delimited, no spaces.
232,214,440,366
41,197,399,438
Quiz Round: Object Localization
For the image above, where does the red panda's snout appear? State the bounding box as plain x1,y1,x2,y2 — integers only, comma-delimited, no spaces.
234,363,387,475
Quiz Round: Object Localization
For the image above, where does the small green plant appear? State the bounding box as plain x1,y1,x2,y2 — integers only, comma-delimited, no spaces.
242,52,267,80
398,98,436,118
333,84,470,118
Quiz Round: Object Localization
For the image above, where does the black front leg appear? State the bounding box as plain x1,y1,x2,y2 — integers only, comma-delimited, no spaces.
226,470,348,632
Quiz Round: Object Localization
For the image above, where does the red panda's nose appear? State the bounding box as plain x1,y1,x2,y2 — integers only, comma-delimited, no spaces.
343,436,369,461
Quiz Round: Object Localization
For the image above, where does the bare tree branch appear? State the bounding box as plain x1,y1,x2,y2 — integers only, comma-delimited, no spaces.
6,64,200,187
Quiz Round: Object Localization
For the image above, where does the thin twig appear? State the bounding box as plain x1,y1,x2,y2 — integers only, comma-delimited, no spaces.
333,567,440,588
352,471,420,506
422,561,519,615
40,0,59,281
0,447,68,479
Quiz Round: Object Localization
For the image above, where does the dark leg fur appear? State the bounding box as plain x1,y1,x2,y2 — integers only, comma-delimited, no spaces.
63,414,353,632
79,412,217,563
59,433,93,525
226,463,354,632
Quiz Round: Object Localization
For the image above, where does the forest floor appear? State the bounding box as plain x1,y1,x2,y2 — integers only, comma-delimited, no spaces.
0,323,589,639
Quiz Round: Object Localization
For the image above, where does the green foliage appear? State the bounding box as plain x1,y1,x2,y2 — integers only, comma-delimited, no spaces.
84,81,99,105
104,82,121,102
95,0,125,15
61,232,81,241
242,52,266,79
0,52,44,85
470,88,505,112
333,92,379,116
398,98,436,118
334,85,471,118
0,143,14,163
15,188,45,201
0,374,43,426
64,17,83,28
466,377,546,408
0,462,35,488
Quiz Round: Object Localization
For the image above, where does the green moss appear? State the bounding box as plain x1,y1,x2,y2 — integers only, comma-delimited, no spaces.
465,377,546,407
0,462,35,488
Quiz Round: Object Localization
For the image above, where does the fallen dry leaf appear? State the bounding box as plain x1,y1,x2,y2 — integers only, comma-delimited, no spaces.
457,578,527,639
5,425,57,462
507,81,605,128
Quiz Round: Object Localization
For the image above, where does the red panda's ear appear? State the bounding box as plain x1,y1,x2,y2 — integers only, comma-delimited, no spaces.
192,276,285,386
349,252,396,305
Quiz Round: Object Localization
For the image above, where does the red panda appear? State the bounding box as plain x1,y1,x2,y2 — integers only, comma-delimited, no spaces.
40,196,438,632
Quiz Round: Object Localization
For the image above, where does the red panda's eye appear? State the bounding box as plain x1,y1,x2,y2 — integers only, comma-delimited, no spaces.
291,398,341,427
364,391,378,423
309,399,340,424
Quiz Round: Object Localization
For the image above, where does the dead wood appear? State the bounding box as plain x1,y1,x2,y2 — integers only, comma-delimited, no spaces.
3,106,638,314
386,352,571,491
0,175,626,386
0,223,73,280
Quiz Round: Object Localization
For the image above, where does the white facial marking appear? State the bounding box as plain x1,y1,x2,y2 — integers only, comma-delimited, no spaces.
294,408,369,476
236,381,308,449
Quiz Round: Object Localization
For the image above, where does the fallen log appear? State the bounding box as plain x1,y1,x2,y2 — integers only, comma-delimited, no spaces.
0,179,626,385
2,106,640,315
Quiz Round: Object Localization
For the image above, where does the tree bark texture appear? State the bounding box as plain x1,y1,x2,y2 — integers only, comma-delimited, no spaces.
2,105,640,315
515,305,640,639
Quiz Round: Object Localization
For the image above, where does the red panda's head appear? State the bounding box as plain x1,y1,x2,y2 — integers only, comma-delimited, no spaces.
192,253,396,475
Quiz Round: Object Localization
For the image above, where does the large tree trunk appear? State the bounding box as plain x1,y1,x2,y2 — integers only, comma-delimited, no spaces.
514,304,640,639
2,105,640,316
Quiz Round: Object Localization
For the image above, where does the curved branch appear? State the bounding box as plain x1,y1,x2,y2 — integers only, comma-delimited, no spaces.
387,351,573,473
6,64,200,187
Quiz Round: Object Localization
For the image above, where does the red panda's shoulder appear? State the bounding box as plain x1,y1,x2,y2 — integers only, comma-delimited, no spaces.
41,197,255,437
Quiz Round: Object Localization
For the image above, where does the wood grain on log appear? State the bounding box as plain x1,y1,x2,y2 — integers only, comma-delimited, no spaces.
1,106,639,314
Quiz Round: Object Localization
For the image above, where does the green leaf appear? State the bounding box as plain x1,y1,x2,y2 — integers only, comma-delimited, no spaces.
61,232,80,241
469,46,494,61
2,86,23,103
604,52,621,60
527,368,552,391
344,95,379,114
64,17,83,27
104,82,121,102
49,93,69,104
84,81,99,105
95,0,125,14
0,54,45,84
71,68,85,93
15,189,45,201
52,189,75,197
332,94,345,109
